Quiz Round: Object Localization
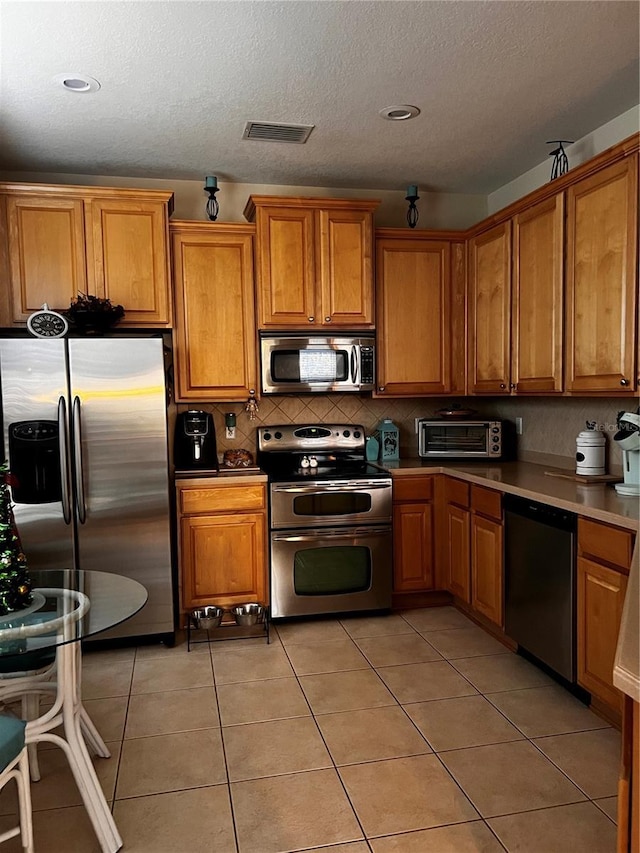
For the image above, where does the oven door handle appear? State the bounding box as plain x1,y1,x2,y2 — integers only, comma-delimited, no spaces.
272,526,391,542
272,481,391,494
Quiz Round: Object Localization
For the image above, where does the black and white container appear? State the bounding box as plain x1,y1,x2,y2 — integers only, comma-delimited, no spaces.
575,427,605,476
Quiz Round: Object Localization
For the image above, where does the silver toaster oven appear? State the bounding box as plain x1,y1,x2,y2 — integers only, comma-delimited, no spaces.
416,419,506,459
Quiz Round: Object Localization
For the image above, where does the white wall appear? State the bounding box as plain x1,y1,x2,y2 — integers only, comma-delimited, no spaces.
487,106,640,214
0,170,486,231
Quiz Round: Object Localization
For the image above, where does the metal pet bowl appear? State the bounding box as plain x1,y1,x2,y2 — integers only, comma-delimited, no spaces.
191,606,224,630
232,603,263,627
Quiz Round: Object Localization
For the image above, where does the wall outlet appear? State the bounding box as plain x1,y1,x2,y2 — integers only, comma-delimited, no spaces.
515,417,523,436
225,426,236,439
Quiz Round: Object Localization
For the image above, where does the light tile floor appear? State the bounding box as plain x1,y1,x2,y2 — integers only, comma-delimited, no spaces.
0,606,620,852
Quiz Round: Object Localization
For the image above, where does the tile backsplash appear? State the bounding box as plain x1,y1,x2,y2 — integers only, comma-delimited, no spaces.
178,394,633,473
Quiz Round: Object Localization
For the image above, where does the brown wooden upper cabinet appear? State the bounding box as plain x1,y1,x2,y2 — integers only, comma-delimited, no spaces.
565,155,638,393
375,231,465,396
244,196,379,329
468,222,512,394
0,184,174,327
469,192,565,395
171,222,257,402
511,194,564,393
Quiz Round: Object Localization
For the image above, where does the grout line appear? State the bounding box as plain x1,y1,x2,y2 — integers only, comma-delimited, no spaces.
278,638,371,846
210,644,240,853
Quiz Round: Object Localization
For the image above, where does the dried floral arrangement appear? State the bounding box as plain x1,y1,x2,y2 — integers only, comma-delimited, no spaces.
64,293,125,333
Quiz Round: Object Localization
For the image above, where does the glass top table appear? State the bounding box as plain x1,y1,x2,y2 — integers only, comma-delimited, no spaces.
0,569,148,658
0,569,147,852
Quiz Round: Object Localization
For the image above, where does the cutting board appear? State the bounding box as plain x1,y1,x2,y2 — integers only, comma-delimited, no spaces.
544,470,622,485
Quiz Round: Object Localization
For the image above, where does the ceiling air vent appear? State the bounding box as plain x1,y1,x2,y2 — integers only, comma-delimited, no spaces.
242,121,315,144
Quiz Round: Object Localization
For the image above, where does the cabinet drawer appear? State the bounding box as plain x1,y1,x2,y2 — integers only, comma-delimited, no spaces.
178,483,265,515
393,476,434,503
445,478,470,508
578,518,634,571
471,485,502,521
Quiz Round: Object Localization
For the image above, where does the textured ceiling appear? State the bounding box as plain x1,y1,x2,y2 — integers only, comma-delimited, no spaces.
1,1,638,193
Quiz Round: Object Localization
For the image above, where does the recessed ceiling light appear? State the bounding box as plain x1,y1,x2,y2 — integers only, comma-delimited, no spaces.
53,73,101,93
379,105,420,121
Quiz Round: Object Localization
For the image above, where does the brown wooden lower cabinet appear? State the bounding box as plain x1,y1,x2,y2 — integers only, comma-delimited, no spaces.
392,475,435,592
471,512,504,626
445,502,471,602
176,479,268,612
577,556,628,711
468,485,504,627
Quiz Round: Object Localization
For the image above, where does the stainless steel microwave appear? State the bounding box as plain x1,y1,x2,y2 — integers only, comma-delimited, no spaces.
416,418,509,459
260,333,375,394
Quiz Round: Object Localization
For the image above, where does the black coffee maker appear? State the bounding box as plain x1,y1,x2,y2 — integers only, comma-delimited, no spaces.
174,411,218,471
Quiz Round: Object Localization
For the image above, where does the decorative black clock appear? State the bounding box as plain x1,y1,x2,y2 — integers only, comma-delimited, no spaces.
26,304,69,339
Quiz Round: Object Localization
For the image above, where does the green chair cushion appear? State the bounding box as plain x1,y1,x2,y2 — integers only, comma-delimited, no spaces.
0,715,26,771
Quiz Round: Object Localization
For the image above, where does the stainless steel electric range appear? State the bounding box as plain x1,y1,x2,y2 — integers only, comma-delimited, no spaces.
256,424,393,619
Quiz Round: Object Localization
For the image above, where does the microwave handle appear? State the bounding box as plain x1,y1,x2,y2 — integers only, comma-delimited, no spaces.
351,347,358,384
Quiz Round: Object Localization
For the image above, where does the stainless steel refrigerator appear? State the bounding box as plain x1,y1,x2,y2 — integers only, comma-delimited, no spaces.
0,337,174,643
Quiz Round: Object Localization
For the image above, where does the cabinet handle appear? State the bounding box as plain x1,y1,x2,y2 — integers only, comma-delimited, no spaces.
378,386,385,392
500,383,506,390
324,316,331,323
510,383,516,390
620,378,629,386
308,316,315,322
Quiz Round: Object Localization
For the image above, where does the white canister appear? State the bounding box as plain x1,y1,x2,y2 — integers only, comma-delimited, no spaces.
575,429,605,476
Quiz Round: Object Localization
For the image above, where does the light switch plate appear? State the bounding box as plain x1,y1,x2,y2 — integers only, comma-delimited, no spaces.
516,417,523,435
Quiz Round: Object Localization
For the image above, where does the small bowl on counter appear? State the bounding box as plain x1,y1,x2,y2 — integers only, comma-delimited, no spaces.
231,603,264,626
191,606,224,630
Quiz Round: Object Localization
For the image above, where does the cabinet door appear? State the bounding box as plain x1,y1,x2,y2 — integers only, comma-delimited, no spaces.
376,238,452,395
318,208,374,327
180,512,267,609
393,501,434,592
566,156,638,392
471,514,503,626
512,194,564,393
255,206,316,327
577,556,627,710
86,198,172,326
5,195,87,321
468,222,511,394
446,503,471,602
172,227,257,401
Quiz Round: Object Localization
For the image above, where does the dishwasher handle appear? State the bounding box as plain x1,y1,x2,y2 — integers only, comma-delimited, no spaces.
503,493,576,531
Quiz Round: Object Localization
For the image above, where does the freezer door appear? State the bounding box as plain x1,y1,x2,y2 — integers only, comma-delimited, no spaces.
0,339,75,570
68,338,174,639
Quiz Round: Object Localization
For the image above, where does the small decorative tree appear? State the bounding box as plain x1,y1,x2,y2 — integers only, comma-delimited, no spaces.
0,463,32,615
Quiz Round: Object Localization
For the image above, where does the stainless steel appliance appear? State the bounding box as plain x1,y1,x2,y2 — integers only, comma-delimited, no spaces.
174,410,218,471
0,337,174,644
260,333,375,394
504,494,577,683
416,418,512,460
614,409,640,496
257,424,392,618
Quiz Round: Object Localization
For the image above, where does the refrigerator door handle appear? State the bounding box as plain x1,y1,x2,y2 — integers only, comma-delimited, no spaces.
72,395,87,524
57,396,72,525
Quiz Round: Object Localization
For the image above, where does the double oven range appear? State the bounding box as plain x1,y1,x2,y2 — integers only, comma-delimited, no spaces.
257,424,393,619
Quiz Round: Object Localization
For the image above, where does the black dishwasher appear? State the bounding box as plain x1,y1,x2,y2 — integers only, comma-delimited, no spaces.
504,494,577,683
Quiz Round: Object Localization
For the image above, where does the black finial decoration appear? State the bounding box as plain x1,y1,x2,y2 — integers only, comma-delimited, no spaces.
204,176,220,221
405,184,419,228
546,141,573,181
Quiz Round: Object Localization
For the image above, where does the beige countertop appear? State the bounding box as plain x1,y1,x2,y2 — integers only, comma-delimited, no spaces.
386,459,639,531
